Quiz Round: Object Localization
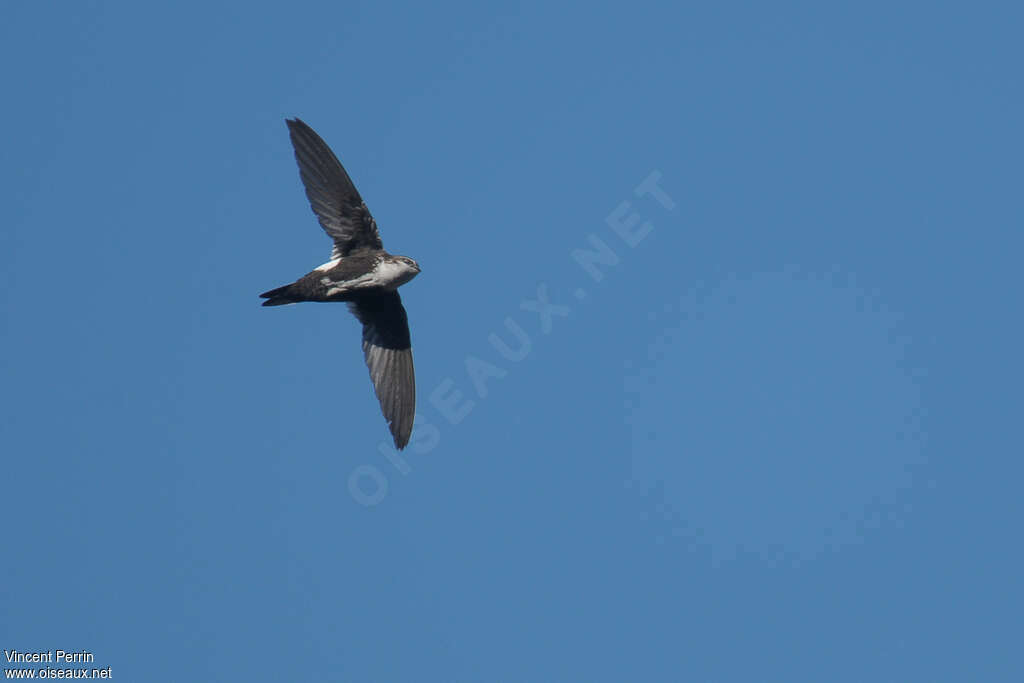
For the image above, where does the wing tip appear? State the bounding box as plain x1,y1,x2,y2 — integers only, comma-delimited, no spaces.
392,432,411,450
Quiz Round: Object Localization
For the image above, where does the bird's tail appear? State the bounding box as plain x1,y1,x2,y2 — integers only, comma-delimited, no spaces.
260,284,297,307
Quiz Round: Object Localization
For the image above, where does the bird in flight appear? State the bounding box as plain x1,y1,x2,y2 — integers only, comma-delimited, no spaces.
261,118,420,449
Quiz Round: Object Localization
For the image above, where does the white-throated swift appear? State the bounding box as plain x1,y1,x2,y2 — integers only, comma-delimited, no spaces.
261,118,419,449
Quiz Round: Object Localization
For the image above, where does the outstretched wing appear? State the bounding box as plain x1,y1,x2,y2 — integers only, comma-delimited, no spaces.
286,118,384,257
347,292,416,449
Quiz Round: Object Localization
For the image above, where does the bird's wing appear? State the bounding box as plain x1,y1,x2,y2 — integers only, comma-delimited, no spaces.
347,292,416,449
286,118,383,258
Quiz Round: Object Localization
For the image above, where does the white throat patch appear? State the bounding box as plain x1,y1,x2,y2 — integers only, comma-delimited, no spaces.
373,259,416,289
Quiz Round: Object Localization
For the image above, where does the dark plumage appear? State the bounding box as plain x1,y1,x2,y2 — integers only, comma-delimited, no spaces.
260,118,421,449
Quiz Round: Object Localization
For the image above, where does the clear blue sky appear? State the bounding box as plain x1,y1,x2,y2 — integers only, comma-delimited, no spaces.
3,2,1022,680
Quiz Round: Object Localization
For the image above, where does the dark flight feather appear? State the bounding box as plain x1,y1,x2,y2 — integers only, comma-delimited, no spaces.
347,292,415,449
286,118,383,257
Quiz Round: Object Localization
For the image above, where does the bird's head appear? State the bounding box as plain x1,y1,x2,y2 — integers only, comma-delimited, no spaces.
386,254,421,287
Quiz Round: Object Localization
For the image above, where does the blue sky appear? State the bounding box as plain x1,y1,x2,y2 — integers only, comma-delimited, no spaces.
2,1,1022,680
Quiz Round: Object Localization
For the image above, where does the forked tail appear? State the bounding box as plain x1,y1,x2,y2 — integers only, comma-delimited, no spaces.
259,284,296,307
